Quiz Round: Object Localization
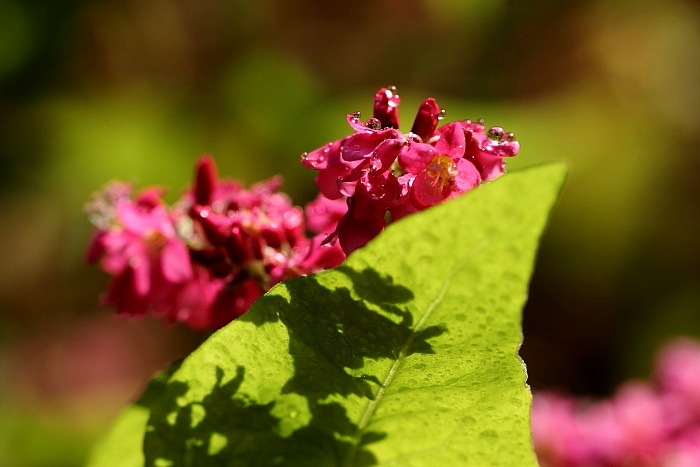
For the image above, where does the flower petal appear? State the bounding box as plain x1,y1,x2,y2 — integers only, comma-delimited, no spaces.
161,238,193,283
373,87,401,129
397,142,437,174
434,121,466,159
341,129,398,162
410,97,443,141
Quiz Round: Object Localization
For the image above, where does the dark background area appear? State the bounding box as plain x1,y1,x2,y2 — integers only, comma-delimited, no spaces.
1,0,699,464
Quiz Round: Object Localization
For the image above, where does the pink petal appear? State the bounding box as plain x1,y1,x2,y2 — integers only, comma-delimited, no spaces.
337,213,385,255
315,163,352,199
410,97,443,141
341,130,394,162
434,121,466,159
370,138,403,173
130,255,151,296
161,239,193,283
193,155,218,205
305,194,348,235
410,171,449,208
452,159,481,194
397,142,437,174
301,139,344,170
373,87,401,129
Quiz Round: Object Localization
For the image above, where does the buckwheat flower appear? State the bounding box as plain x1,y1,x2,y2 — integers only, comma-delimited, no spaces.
182,156,344,324
86,183,192,317
186,157,313,287
87,156,344,330
301,87,520,254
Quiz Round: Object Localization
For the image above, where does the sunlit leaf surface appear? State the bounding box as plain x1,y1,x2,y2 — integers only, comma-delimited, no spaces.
89,163,565,466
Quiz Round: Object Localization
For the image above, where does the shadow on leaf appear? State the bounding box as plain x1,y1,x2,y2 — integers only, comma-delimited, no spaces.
145,267,445,466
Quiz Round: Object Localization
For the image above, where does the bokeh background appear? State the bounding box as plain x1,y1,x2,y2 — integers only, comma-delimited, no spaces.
1,0,698,465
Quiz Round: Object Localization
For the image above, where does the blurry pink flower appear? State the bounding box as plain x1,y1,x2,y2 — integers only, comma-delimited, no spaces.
533,338,700,467
664,427,700,467
86,184,192,317
531,392,588,466
603,383,669,464
88,155,346,330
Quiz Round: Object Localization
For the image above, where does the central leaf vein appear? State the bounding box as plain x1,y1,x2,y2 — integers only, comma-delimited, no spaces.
342,240,486,465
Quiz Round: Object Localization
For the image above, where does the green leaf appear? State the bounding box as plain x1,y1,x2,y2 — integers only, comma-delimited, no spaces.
86,404,149,467
92,163,565,466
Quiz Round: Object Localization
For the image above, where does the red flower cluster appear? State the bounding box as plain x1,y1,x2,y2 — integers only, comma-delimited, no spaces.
301,87,519,254
533,339,700,467
86,156,344,330
86,88,520,329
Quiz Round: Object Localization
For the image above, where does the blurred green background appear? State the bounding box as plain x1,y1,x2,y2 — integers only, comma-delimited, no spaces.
0,0,698,465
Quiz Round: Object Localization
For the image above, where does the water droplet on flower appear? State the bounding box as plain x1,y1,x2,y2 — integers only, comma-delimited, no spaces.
365,117,382,130
300,152,308,161
352,111,362,120
437,109,446,121
212,200,225,213
506,132,516,142
487,126,506,143
476,118,485,125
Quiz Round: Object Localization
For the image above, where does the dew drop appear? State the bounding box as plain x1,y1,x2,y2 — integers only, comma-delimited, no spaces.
352,111,362,120
462,415,476,425
506,132,517,142
487,126,506,143
476,118,485,125
365,117,382,130
437,109,446,121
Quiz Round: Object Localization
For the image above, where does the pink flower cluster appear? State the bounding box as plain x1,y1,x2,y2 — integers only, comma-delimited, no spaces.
533,338,700,467
86,88,520,330
86,156,344,330
301,86,519,254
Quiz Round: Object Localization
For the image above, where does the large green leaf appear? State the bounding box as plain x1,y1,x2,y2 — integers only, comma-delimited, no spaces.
89,163,565,466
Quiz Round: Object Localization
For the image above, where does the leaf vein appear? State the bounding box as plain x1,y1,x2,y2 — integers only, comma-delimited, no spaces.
342,240,487,466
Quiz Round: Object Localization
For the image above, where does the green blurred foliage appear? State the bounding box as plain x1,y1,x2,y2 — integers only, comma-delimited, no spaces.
0,0,698,465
